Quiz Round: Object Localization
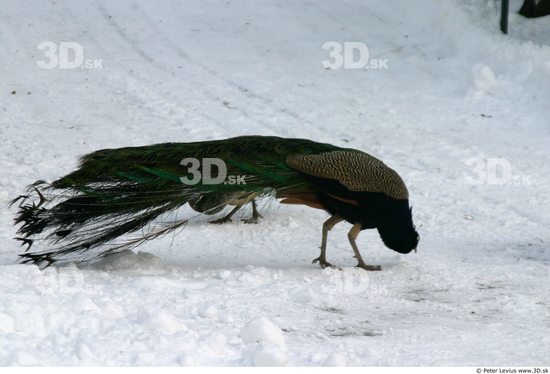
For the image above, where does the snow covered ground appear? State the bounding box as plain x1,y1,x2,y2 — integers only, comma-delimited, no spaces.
1,0,549,366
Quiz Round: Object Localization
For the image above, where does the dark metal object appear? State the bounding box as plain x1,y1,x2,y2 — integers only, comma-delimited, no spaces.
501,0,510,34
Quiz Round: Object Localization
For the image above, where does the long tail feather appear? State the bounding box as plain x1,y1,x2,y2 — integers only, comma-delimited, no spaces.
12,136,340,266
11,176,199,266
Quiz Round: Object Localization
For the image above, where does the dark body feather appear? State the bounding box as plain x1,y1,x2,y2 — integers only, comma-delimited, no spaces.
11,135,418,267
301,175,417,253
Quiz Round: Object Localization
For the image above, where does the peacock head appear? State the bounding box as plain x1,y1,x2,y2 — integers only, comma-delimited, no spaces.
377,207,419,254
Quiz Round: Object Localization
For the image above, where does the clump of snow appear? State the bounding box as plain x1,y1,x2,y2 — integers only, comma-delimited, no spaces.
323,352,348,367
200,332,229,356
197,304,219,320
241,317,289,366
100,302,125,320
290,287,318,304
0,313,15,333
76,342,98,365
10,351,38,366
138,309,186,335
92,251,164,273
471,63,498,97
241,317,286,348
74,297,101,313
251,344,289,366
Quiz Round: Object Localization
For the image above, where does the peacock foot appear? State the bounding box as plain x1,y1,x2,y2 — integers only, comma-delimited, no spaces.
242,212,263,224
209,217,232,224
312,257,341,270
242,216,261,224
355,263,382,271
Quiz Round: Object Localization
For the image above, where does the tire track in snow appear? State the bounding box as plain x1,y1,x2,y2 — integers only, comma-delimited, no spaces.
130,0,313,129
93,0,280,133
57,1,222,132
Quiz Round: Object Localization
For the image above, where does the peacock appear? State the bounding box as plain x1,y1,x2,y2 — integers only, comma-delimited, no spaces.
11,135,419,270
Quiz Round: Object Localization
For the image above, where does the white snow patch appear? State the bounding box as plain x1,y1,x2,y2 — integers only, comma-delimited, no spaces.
0,313,15,333
471,63,498,97
197,305,219,320
323,352,348,367
138,309,186,335
252,344,289,366
241,317,286,348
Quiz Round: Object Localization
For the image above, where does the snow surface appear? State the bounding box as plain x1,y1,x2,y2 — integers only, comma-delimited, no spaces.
1,0,549,366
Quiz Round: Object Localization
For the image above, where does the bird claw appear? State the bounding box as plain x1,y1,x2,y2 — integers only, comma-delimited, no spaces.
209,217,232,224
242,216,260,224
243,212,263,224
312,257,341,270
355,263,382,271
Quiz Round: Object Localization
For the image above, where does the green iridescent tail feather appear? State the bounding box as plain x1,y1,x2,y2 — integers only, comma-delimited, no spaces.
11,136,341,266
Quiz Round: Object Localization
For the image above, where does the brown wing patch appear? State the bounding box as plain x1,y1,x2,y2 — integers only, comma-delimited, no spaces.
286,150,408,200
280,198,324,210
279,192,324,210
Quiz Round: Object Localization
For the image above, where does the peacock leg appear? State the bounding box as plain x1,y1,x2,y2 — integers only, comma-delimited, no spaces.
243,199,263,224
210,205,241,224
347,223,382,271
312,215,343,269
